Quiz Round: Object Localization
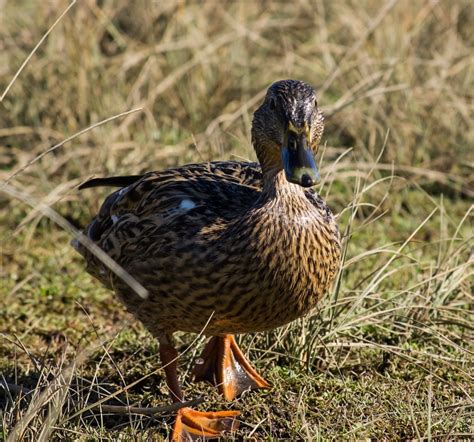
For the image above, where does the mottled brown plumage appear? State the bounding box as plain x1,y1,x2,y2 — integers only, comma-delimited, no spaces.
74,79,341,439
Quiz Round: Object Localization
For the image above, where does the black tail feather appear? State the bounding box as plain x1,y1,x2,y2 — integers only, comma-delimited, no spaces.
78,175,143,190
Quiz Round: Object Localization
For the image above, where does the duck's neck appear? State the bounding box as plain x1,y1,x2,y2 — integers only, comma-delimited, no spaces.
261,168,307,205
254,139,311,210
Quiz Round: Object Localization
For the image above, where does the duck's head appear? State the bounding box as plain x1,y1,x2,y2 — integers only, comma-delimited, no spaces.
252,79,324,188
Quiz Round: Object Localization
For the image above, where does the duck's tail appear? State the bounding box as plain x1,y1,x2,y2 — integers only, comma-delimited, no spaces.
78,174,143,190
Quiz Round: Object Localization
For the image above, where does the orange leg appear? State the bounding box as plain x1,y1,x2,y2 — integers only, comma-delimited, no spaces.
192,335,270,401
159,341,240,441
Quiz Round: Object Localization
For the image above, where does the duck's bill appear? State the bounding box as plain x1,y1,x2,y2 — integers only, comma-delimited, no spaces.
281,132,320,188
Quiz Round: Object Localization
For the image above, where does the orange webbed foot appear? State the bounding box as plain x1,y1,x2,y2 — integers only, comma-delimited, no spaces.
193,335,270,401
171,407,240,441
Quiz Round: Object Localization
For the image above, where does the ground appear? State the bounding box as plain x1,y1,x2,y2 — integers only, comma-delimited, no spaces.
0,1,473,440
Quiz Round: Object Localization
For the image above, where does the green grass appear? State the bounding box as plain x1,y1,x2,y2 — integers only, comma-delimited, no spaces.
1,1,473,440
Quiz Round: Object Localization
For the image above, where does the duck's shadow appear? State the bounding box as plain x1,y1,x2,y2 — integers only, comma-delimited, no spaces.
1,370,177,435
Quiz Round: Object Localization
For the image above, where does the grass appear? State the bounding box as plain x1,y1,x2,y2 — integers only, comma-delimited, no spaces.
0,0,473,440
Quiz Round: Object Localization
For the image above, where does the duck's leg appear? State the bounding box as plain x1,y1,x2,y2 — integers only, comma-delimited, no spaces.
158,338,240,441
192,334,270,401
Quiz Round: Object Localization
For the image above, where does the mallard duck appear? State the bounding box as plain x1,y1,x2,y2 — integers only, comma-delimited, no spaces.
73,79,341,440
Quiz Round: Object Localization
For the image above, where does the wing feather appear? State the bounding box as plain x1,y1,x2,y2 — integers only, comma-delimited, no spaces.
79,161,262,245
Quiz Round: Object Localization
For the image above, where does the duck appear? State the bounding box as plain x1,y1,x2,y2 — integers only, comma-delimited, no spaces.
73,79,341,440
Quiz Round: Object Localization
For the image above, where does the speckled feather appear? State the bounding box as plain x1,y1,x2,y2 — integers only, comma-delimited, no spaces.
74,80,341,340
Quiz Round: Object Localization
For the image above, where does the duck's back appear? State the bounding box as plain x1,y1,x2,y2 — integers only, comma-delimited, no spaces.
83,161,261,239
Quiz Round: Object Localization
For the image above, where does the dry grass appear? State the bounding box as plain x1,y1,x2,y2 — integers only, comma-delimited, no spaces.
0,0,473,440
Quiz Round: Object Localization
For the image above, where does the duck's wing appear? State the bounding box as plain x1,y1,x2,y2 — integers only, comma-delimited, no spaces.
76,161,262,246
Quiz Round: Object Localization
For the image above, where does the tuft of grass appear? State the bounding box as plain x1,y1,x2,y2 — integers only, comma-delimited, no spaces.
1,0,473,440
